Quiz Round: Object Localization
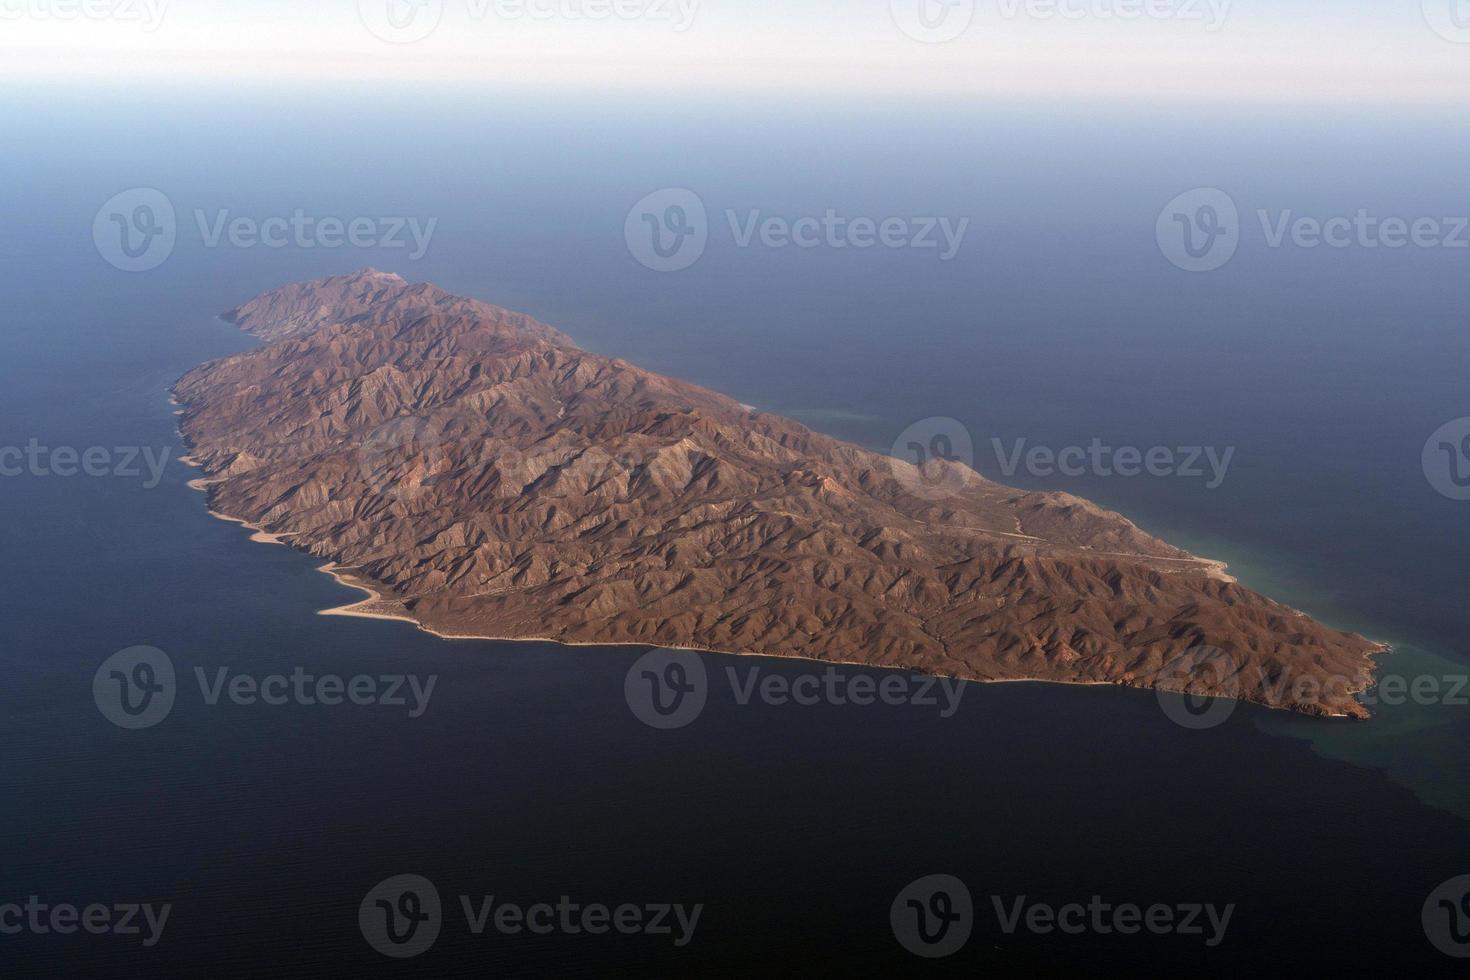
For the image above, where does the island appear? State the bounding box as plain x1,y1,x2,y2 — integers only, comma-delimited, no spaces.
173,269,1385,718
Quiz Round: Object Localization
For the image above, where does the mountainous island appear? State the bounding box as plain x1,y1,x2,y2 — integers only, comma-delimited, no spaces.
173,270,1385,717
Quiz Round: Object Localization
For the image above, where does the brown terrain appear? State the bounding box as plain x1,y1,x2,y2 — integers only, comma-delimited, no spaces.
174,269,1386,717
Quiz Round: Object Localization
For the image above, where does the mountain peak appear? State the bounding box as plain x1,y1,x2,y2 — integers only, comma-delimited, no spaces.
346,267,405,282
219,269,573,347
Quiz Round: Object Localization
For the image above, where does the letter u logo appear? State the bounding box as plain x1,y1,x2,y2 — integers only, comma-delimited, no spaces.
386,0,426,29
1439,435,1470,488
641,661,696,716
1442,893,1470,944
376,890,430,945
109,661,165,716
907,891,961,945
1173,204,1228,260
109,205,166,260
641,205,697,260
917,0,961,29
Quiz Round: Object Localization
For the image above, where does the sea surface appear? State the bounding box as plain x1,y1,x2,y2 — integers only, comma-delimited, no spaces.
2,85,1468,975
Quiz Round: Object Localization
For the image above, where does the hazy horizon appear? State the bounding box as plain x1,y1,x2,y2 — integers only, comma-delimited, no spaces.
5,0,1470,104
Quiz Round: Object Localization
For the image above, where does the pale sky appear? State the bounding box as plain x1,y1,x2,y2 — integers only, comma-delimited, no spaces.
4,0,1469,103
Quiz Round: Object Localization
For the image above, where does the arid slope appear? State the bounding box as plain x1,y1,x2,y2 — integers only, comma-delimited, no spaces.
174,270,1384,717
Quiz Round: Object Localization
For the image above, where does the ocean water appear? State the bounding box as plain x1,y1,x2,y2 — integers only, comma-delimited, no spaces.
2,85,1469,974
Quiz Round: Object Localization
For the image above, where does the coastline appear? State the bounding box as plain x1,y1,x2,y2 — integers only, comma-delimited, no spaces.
177,425,1384,720
171,379,1382,723
313,560,1132,684
180,451,294,545
307,538,1380,720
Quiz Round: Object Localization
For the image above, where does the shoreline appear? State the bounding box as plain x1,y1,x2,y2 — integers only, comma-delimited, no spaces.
311,551,1381,720
181,451,293,546
173,398,1384,722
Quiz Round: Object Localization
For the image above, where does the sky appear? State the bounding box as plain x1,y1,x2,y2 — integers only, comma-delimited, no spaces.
3,0,1469,103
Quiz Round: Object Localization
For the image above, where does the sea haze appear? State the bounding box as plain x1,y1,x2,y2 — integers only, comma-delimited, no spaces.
1,85,1468,974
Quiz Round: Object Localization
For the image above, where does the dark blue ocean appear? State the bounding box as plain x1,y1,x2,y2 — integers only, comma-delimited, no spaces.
2,85,1469,975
